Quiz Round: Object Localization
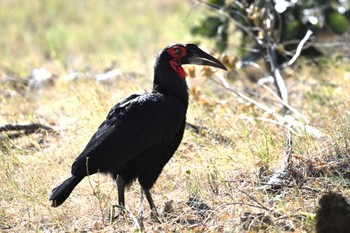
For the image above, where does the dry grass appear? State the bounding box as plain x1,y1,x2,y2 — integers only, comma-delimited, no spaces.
1,0,350,232
1,58,350,232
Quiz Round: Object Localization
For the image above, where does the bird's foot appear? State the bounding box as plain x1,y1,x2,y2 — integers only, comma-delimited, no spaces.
150,208,161,223
109,204,126,223
113,210,125,220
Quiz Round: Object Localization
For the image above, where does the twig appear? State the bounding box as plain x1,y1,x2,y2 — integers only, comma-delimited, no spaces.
238,61,271,78
259,83,309,123
240,60,311,124
245,115,322,140
213,73,274,114
211,74,323,138
185,122,233,144
138,190,145,232
282,30,314,68
313,41,350,48
273,67,289,107
258,182,320,193
264,37,289,107
238,115,298,134
0,122,54,139
0,123,53,132
251,2,289,108
285,128,293,166
237,189,272,212
212,73,275,114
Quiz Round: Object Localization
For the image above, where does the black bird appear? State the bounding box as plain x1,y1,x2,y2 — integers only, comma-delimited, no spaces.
49,44,226,215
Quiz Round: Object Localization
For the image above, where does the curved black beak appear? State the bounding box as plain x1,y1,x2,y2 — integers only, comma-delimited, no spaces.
181,44,227,70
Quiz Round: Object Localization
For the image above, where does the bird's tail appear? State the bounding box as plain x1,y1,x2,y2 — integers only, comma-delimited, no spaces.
49,175,83,207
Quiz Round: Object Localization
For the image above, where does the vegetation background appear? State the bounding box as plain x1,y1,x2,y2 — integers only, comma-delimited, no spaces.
0,0,349,232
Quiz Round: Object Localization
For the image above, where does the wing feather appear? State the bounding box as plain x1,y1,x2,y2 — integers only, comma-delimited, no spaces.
71,93,185,176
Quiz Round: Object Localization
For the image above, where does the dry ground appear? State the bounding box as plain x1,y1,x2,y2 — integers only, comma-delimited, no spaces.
1,57,350,232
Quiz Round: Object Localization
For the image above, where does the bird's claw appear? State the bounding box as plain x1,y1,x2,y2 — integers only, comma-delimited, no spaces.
150,208,161,222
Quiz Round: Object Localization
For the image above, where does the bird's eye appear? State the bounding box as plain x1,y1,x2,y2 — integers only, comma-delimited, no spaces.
167,46,186,58
174,49,181,55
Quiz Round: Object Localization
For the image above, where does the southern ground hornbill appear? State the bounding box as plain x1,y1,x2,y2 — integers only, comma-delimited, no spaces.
49,44,226,217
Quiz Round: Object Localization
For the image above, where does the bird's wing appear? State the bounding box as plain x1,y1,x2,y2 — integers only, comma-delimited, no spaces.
77,93,141,154
71,93,186,176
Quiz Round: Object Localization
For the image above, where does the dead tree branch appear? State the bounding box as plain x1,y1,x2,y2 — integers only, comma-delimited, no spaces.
212,73,322,138
282,30,314,68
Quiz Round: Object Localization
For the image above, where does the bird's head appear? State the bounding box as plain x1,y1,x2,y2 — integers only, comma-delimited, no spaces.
153,44,226,100
156,43,227,79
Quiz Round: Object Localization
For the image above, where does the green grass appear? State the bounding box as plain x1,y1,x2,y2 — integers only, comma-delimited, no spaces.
1,0,350,232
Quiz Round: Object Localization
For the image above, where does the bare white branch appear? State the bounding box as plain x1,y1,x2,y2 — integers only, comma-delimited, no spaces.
259,83,309,123
282,29,313,68
212,73,323,138
273,68,288,104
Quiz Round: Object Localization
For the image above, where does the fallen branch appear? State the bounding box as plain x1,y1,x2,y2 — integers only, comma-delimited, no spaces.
0,123,53,139
186,122,233,145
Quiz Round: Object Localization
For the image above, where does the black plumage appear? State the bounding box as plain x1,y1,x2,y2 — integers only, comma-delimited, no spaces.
49,44,226,213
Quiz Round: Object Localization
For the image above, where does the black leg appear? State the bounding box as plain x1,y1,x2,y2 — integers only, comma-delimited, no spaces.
144,189,159,220
117,176,125,207
112,176,126,221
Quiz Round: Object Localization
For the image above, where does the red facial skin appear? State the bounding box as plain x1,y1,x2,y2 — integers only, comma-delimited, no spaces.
167,46,187,79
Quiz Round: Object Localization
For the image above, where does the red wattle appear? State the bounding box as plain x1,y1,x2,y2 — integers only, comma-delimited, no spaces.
170,60,186,79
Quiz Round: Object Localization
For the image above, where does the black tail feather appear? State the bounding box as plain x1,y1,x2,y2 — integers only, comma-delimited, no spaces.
49,175,83,207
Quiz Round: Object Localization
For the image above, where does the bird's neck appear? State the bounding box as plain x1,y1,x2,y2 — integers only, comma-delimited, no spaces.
152,74,189,107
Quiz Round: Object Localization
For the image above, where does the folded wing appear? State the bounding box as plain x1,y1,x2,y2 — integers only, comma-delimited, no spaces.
71,93,186,177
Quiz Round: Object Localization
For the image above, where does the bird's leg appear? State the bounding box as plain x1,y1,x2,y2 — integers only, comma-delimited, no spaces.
144,189,160,221
113,176,126,219
117,176,125,207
